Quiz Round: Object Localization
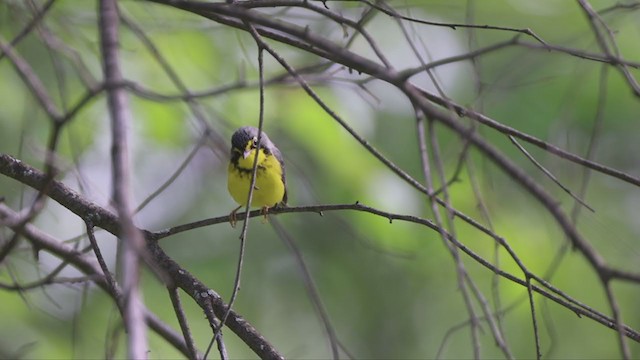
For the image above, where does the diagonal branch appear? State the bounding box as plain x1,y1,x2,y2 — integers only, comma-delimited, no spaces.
0,203,197,358
0,153,284,359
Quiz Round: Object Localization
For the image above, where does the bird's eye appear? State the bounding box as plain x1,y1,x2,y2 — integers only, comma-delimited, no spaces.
251,137,258,148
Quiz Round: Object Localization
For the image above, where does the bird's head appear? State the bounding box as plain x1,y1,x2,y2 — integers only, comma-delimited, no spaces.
230,126,271,166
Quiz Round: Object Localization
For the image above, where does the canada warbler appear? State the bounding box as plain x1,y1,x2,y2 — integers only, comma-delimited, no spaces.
227,126,287,226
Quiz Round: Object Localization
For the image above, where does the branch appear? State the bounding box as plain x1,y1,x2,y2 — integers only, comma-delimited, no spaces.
1,151,640,356
98,0,148,357
0,203,197,358
0,36,62,121
0,153,284,359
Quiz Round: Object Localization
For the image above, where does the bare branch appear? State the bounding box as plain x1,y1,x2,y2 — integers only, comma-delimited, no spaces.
0,36,62,121
2,1,640,357
0,153,283,359
168,286,199,360
98,0,148,357
0,203,197,358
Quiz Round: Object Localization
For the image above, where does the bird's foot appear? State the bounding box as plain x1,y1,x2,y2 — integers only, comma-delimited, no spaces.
229,205,242,228
260,206,270,224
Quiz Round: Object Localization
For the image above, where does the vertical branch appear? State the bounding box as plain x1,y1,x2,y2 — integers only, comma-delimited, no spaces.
0,34,65,262
576,0,640,96
416,113,480,359
571,64,609,224
539,67,610,283
463,3,509,345
206,21,267,360
85,221,118,297
98,0,148,358
168,286,198,359
526,278,542,359
202,297,228,360
603,279,631,359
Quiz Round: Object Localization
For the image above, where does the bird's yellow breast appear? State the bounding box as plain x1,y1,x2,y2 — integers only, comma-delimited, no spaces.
227,148,285,207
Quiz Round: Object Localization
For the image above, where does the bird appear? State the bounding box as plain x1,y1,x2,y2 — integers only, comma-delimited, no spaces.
227,126,287,226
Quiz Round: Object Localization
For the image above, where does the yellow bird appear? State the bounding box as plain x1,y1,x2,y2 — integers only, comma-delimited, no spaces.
227,126,287,226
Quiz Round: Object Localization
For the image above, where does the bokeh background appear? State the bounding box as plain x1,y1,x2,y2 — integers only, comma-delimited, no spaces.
1,0,639,358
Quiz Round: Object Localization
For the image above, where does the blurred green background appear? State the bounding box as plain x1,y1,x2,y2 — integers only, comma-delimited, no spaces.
1,0,639,358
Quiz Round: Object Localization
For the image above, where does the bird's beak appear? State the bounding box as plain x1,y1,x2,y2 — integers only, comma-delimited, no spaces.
243,149,251,159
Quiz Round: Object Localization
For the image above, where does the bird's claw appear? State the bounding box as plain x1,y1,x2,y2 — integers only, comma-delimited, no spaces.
229,205,242,228
260,206,270,224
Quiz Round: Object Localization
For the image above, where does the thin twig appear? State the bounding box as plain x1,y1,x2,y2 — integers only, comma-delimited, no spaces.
271,218,341,359
416,88,640,189
0,36,62,121
508,135,594,212
135,132,208,214
207,22,268,360
418,113,481,359
0,0,56,60
603,279,631,359
527,278,542,360
576,0,640,97
85,221,118,296
360,0,548,46
0,204,198,358
168,286,199,359
121,14,227,147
